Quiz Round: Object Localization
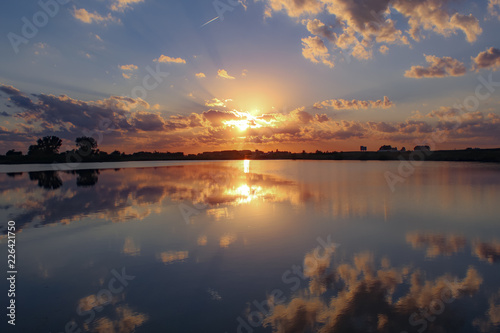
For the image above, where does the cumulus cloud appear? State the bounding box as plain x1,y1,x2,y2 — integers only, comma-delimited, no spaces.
391,0,482,43
195,72,206,78
314,96,393,110
264,0,323,17
72,7,120,24
217,69,236,79
303,19,336,42
154,55,186,64
120,64,138,79
405,54,467,78
2,82,500,154
471,47,500,71
301,36,334,68
262,0,482,62
120,64,138,71
489,0,500,19
110,0,144,12
379,45,389,54
205,98,232,108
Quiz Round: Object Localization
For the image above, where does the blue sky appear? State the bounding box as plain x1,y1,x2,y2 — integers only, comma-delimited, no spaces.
1,0,500,153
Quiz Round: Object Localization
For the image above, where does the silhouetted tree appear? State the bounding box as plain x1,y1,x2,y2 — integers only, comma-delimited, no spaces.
28,136,62,155
29,171,62,190
75,169,99,187
75,136,98,156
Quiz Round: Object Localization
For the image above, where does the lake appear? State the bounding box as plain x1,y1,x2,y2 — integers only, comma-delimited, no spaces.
1,160,500,333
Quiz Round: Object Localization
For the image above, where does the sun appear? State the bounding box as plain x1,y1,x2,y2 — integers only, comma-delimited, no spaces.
223,111,262,131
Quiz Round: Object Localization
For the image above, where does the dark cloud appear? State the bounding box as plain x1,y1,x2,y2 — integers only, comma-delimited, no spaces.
405,54,467,78
0,84,21,96
472,47,500,71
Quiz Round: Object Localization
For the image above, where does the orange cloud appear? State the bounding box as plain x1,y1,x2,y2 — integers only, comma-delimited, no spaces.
263,0,481,63
72,7,119,24
314,96,393,110
154,55,186,64
301,36,334,68
489,0,500,19
110,0,144,12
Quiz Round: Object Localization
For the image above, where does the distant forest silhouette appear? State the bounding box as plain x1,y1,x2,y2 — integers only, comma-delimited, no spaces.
2,135,500,163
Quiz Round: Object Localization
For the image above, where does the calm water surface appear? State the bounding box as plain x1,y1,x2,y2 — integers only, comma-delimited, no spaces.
1,160,500,333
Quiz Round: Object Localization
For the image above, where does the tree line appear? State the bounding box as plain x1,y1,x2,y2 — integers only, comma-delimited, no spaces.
6,136,99,156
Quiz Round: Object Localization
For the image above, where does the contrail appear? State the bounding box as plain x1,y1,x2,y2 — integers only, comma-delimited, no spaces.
201,16,219,28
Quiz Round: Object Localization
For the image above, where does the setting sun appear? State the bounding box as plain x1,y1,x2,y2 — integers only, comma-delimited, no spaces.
222,111,263,131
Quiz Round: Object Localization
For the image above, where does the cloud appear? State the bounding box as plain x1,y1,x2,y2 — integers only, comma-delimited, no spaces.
120,64,138,71
471,47,500,71
405,54,467,78
262,0,482,62
264,0,323,18
131,112,166,131
489,0,500,19
72,7,120,24
391,0,482,43
110,0,144,12
301,36,334,68
120,64,138,79
314,96,393,110
195,72,206,78
217,69,236,79
154,55,186,64
379,45,389,54
303,19,336,42
2,83,500,153
0,84,21,96
205,98,232,108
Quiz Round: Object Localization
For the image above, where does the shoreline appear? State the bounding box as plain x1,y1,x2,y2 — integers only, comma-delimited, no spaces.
1,148,499,166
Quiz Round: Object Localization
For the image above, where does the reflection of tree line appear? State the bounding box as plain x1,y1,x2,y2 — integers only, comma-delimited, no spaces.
7,169,103,189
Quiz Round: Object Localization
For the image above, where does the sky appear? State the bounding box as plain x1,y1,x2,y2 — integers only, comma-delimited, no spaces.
1,0,500,154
